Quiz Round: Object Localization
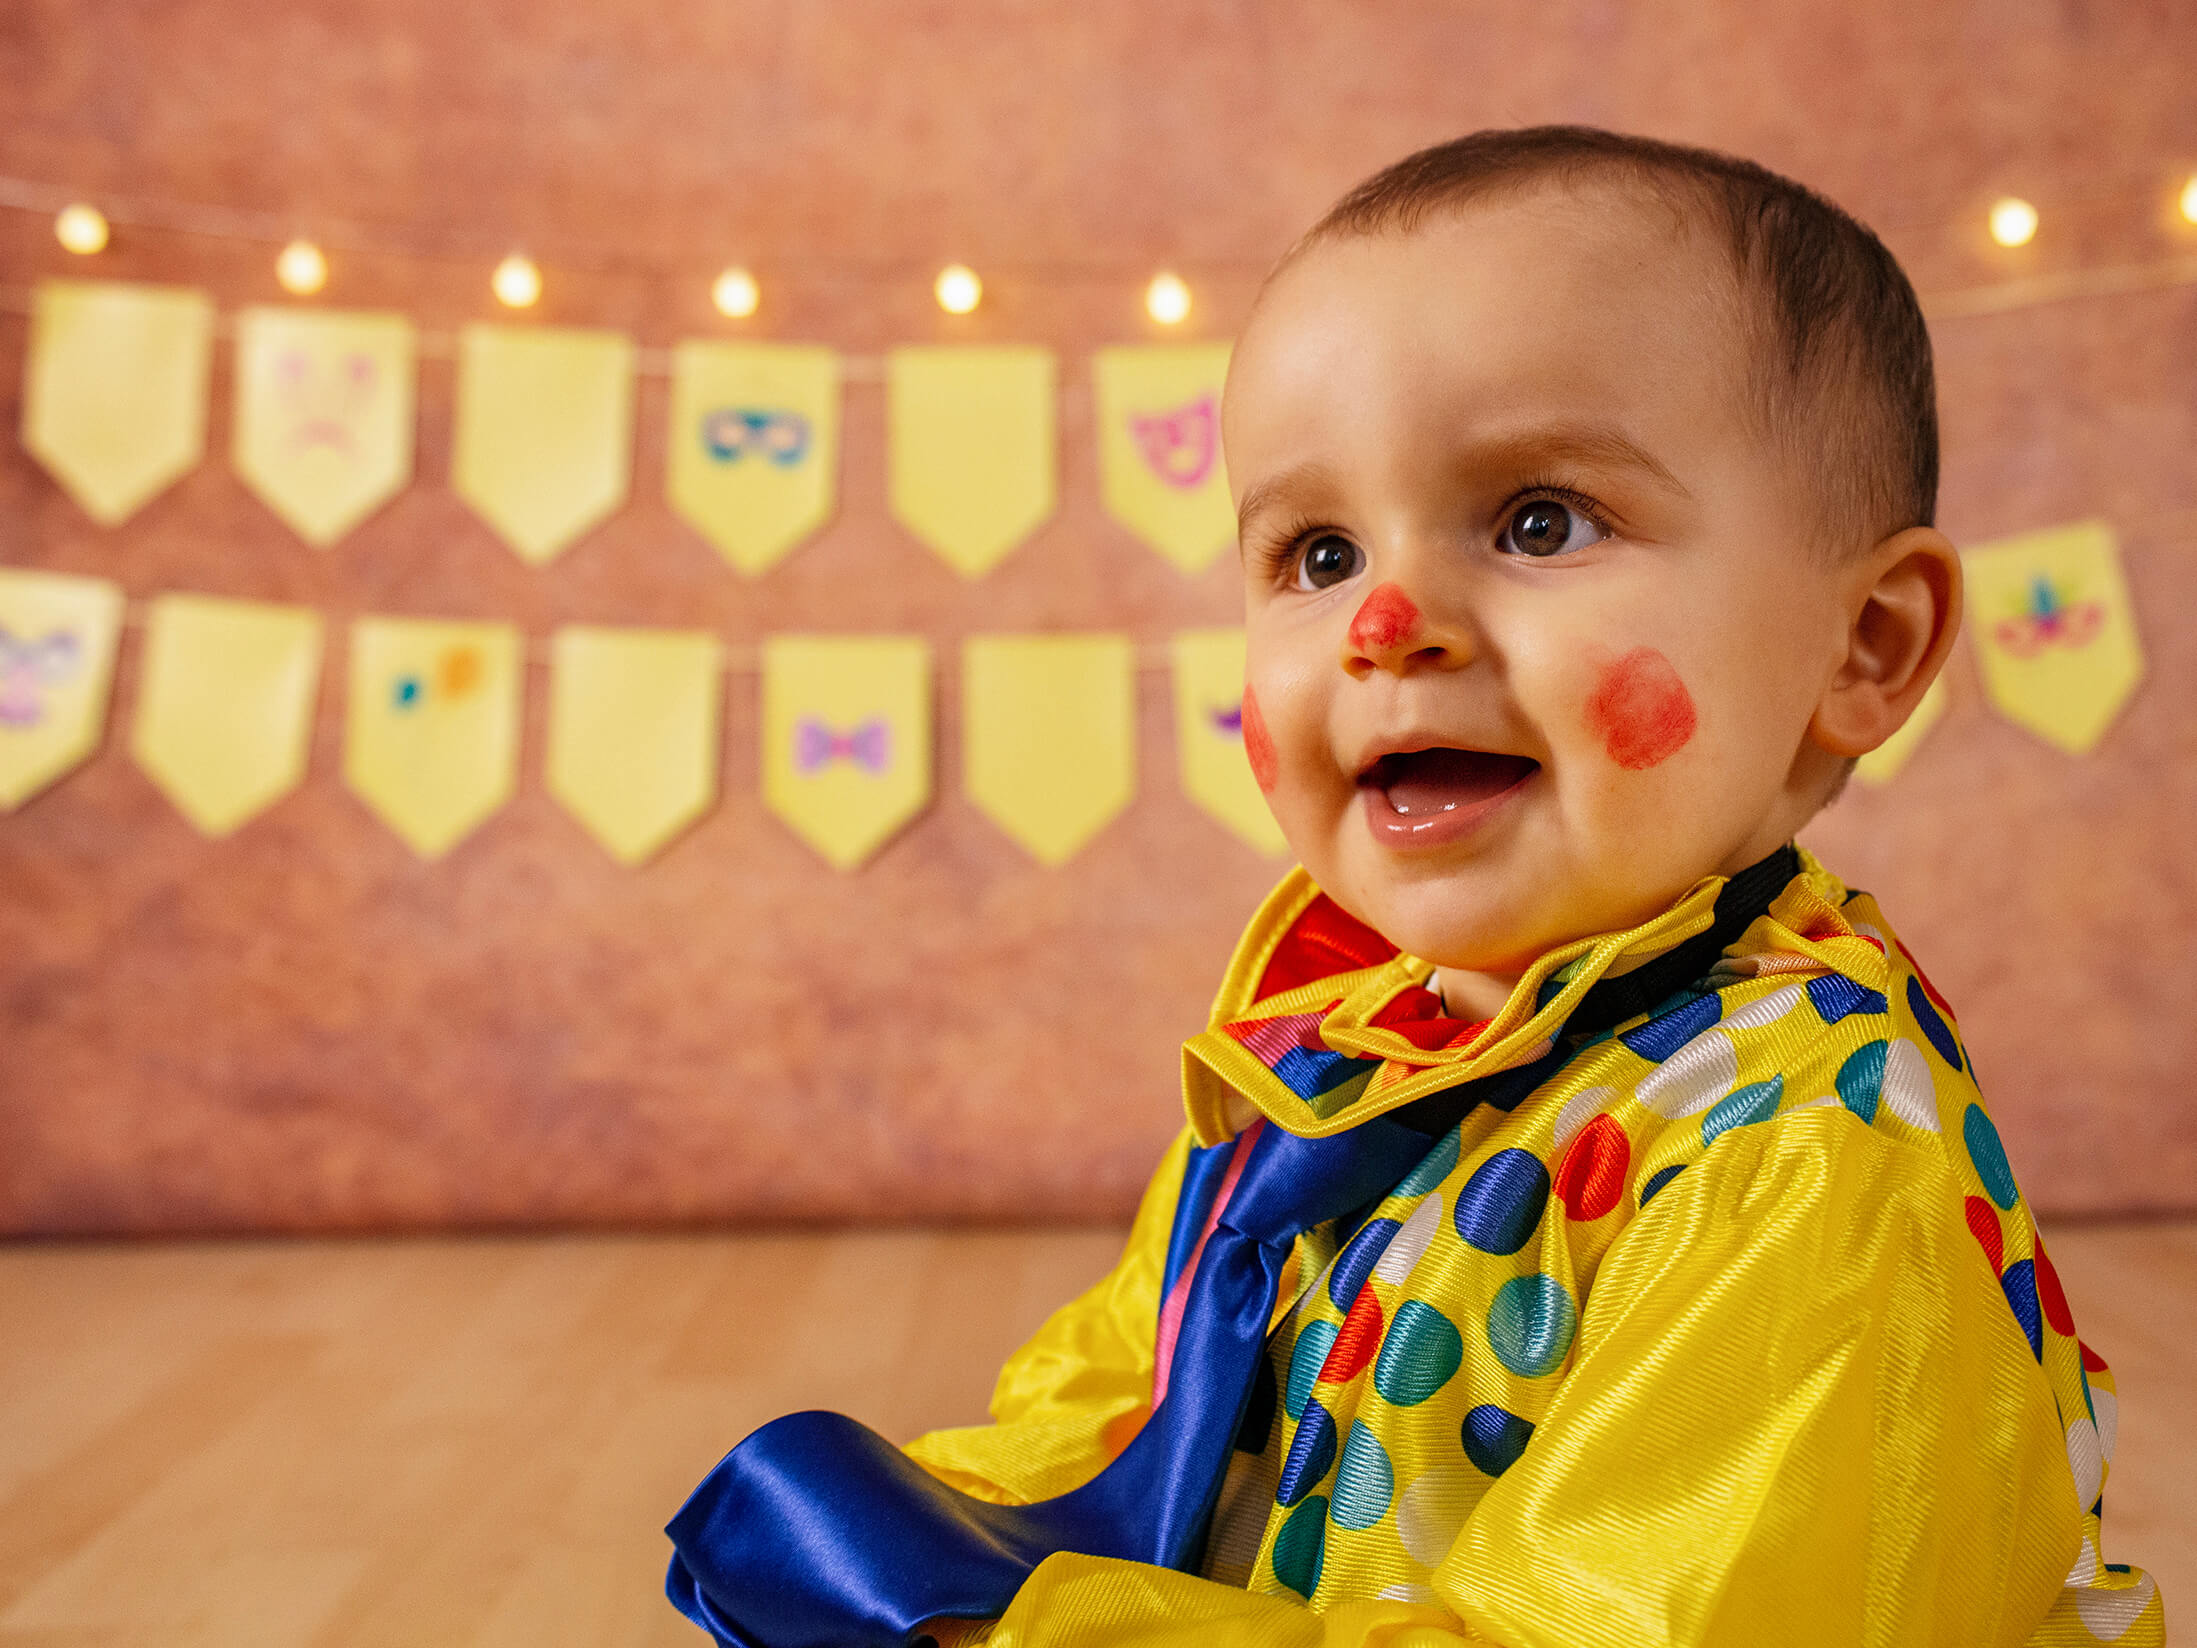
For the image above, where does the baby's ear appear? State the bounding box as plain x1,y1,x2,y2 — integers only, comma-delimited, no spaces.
1808,526,1963,758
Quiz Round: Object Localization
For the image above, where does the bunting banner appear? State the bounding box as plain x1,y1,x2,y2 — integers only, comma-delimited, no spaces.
761,635,933,869
1170,627,1286,855
546,625,722,865
232,306,416,546
1093,344,1236,573
1964,521,2144,755
888,347,1057,577
130,593,322,836
344,616,522,858
22,280,214,526
452,324,635,565
962,634,1133,865
0,568,125,811
1853,674,1949,788
667,342,841,574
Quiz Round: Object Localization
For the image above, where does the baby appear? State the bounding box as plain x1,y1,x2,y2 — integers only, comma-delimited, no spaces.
664,127,2162,1647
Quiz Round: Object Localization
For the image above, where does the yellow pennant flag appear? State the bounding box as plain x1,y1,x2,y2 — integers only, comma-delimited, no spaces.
0,568,125,810
761,635,933,870
232,306,416,546
22,280,214,525
1172,627,1286,855
546,626,722,865
1964,521,2144,754
667,342,840,574
452,324,635,565
130,593,323,836
1853,674,1949,787
888,347,1057,577
344,616,522,857
1094,344,1235,573
963,634,1134,865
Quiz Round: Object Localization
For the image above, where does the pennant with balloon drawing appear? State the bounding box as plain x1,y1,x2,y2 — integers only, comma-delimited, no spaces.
0,568,125,811
22,280,214,526
452,324,635,565
1094,344,1236,574
667,342,841,574
546,625,722,865
761,635,932,869
888,347,1057,577
232,306,416,546
344,616,522,857
962,633,1135,866
1963,521,2144,755
130,593,323,837
1171,627,1286,855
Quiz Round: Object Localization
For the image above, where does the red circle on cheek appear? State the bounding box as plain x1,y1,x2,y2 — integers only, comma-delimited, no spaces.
1585,647,1697,770
1241,685,1280,793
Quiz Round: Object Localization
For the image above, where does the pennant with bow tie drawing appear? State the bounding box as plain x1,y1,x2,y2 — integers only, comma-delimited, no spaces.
963,633,1135,865
0,568,125,810
452,324,636,565
1093,344,1235,573
344,616,522,857
888,347,1057,577
667,342,840,574
1964,521,2144,755
232,306,416,546
546,625,722,865
22,280,214,526
761,635,933,869
1171,627,1286,855
130,594,323,837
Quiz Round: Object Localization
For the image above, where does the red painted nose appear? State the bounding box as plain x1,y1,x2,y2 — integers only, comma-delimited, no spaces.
1348,583,1422,655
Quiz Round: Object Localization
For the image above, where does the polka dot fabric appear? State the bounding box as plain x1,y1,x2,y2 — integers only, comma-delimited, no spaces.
1195,854,2159,1641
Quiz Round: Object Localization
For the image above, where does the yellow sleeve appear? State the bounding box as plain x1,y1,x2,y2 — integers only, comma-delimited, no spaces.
904,1127,1193,1506
1438,1108,2082,1648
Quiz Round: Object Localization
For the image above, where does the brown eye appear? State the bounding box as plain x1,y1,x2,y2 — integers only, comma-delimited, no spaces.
1501,499,1606,558
1294,533,1365,590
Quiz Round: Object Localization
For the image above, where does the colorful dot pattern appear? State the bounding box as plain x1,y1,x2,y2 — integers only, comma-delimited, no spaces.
1219,864,2151,1637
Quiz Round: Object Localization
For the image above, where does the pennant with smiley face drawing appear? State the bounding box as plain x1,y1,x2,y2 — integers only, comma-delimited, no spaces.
1094,344,1235,573
232,306,417,546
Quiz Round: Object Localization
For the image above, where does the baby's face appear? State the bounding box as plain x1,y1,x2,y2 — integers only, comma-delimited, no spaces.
1225,183,1855,980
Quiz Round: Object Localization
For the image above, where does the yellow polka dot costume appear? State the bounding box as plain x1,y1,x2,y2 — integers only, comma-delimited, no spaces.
906,850,2163,1646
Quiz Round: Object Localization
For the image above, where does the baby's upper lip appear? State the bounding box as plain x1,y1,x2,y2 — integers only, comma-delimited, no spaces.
1350,730,1531,784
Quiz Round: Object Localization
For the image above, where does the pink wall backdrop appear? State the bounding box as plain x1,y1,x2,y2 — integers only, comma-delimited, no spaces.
1,0,2192,1233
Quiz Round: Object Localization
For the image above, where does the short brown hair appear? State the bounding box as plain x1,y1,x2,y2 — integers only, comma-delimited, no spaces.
1297,126,1938,552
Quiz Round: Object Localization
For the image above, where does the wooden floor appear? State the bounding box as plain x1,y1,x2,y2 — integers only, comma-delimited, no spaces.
0,1223,2188,1646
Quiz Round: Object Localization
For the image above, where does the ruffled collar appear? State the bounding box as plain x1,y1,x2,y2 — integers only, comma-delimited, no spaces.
1181,845,1875,1143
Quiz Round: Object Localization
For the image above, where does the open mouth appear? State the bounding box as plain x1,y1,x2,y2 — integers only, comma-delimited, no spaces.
1357,748,1539,844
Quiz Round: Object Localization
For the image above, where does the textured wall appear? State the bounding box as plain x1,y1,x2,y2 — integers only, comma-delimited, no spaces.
1,0,2193,1233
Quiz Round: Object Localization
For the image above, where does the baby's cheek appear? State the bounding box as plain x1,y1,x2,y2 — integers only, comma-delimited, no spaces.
1241,685,1279,793
1584,648,1697,770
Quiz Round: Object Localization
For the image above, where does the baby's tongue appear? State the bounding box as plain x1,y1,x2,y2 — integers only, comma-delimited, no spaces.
1378,750,1537,815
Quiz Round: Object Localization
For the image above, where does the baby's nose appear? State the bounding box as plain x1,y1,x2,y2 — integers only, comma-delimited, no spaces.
1343,582,1465,675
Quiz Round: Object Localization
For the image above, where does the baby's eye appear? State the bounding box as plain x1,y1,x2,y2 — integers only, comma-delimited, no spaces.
1500,498,1608,558
1292,533,1366,591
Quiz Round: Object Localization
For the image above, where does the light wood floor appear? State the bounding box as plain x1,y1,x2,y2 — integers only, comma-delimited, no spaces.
0,1223,2188,1646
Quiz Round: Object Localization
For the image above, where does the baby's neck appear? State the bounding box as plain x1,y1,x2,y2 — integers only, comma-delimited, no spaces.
1430,967,1524,1024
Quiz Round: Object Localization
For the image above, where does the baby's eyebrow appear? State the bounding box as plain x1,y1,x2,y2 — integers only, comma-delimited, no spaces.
1469,422,1693,499
1235,461,1345,536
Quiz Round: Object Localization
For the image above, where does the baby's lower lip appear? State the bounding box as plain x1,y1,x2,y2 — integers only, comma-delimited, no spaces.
1357,750,1539,849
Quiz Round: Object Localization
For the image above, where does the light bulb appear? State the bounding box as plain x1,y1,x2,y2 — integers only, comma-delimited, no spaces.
1988,197,2038,248
54,203,109,255
2179,175,2197,225
275,240,328,295
1145,271,1192,325
712,266,760,318
934,263,982,314
492,253,542,308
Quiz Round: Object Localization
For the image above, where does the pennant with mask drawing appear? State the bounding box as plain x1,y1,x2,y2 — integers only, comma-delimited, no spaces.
667,342,840,574
1964,521,2143,755
761,635,932,870
0,568,125,810
1094,344,1235,573
22,280,214,525
344,616,522,857
232,306,416,546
